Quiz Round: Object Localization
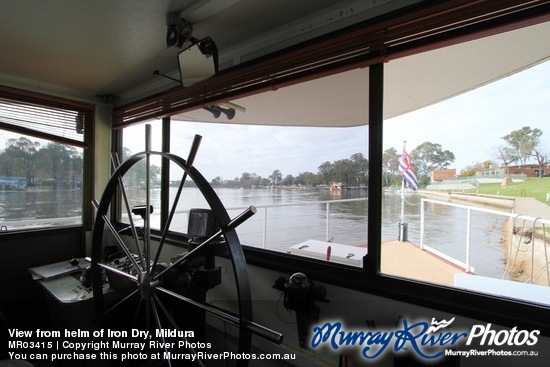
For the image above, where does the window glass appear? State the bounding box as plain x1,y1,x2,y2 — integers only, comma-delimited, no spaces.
167,69,369,266
382,21,550,305
120,121,163,230
0,130,83,230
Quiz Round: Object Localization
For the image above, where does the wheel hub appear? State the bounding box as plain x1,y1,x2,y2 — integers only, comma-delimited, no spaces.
137,272,161,299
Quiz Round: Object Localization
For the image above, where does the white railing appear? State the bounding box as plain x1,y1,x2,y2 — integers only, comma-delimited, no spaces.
250,197,367,248
420,198,550,275
157,197,368,249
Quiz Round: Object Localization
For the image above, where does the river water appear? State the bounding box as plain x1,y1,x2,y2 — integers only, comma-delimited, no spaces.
0,187,507,277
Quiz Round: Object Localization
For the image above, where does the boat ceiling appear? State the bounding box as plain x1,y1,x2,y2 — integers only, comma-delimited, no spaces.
1,1,549,128
0,0,413,101
174,20,550,127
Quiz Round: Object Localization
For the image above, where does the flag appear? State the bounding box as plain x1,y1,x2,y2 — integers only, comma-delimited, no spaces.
399,148,419,190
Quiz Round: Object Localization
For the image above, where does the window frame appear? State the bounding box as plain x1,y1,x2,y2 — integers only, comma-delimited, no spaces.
0,86,94,231
112,0,550,335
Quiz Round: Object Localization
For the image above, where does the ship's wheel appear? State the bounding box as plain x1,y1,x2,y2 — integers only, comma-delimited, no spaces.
91,128,282,366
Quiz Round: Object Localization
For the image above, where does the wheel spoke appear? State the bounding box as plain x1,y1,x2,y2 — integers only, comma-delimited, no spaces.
132,298,145,329
96,289,138,325
95,208,143,273
92,134,280,367
153,206,256,282
97,262,138,282
150,298,173,367
145,126,152,273
153,176,186,267
111,152,146,267
153,134,202,268
153,230,222,281
156,286,282,344
153,293,206,367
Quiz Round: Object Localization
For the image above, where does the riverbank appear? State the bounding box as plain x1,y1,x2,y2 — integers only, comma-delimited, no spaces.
503,220,550,286
417,191,550,287
417,190,515,209
503,197,550,286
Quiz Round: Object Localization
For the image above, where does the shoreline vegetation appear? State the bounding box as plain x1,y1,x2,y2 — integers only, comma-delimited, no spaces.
504,221,550,286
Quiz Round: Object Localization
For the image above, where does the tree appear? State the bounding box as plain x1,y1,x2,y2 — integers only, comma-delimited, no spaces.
36,142,81,187
383,147,400,186
113,153,160,188
295,171,319,186
460,161,494,177
122,147,134,160
350,153,369,185
0,151,15,176
4,137,40,185
268,169,282,186
318,161,332,185
239,172,262,188
410,142,455,181
494,145,517,167
331,159,353,184
532,144,548,178
210,176,223,186
501,126,542,165
281,174,295,186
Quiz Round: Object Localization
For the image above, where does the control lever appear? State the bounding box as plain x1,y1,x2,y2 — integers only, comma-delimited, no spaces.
70,258,85,271
132,205,153,220
153,206,256,282
71,258,92,287
273,272,328,348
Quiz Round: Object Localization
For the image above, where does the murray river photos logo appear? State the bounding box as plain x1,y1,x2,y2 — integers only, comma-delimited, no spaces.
310,317,540,360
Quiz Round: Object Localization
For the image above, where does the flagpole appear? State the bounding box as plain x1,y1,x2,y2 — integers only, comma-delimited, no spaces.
400,141,406,224
398,141,418,242
400,141,407,242
400,172,405,222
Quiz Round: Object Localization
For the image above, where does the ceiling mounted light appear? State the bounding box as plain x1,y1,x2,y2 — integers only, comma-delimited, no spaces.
166,13,193,48
204,105,235,120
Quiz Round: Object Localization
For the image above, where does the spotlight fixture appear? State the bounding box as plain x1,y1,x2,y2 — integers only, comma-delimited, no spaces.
204,105,236,120
166,13,193,48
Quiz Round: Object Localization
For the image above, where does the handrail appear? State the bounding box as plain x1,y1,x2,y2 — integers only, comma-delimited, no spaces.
146,197,368,248
421,198,550,224
214,197,366,247
246,198,365,246
420,198,550,275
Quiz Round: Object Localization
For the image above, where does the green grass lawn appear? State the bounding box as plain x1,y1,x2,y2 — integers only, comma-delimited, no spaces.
465,177,550,204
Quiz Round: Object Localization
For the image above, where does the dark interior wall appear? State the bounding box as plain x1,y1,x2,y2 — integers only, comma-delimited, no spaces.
0,226,83,329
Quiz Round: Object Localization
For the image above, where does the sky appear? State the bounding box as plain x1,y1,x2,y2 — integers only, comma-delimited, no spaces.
122,121,369,182
2,59,549,183
120,58,550,182
383,60,550,172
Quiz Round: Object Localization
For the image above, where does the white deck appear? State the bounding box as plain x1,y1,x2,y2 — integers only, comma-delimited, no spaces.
290,240,365,267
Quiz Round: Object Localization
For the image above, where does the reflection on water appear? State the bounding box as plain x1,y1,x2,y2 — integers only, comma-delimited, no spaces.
123,187,504,277
123,187,369,251
1,187,506,277
0,188,82,222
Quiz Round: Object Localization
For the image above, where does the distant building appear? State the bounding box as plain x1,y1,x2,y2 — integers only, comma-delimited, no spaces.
476,164,550,178
503,164,550,177
475,169,502,178
430,169,456,182
0,177,27,190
